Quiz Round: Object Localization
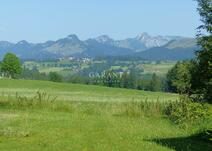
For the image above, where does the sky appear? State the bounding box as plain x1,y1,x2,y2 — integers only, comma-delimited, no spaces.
0,0,200,43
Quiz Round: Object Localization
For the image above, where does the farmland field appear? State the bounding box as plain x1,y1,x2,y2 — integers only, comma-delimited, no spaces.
23,60,176,78
0,79,211,151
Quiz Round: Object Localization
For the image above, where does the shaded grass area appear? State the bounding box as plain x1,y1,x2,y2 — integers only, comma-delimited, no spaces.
149,132,212,151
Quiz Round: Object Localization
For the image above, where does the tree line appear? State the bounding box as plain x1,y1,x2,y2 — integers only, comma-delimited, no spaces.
68,70,166,92
166,0,212,103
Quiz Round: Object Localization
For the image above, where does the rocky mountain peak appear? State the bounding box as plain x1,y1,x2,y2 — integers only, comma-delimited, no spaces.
67,34,79,41
136,32,150,40
95,35,114,44
17,40,30,45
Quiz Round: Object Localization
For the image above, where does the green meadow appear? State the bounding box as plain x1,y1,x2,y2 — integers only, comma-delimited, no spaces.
0,79,211,151
0,79,178,102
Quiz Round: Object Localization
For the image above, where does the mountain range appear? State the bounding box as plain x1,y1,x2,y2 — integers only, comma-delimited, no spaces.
0,33,198,61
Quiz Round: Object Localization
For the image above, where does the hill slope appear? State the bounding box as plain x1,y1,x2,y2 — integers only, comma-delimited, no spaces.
0,79,178,102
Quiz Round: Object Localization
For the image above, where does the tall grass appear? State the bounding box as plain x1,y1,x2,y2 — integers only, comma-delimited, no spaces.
0,92,209,128
110,100,167,117
0,91,169,117
0,91,57,108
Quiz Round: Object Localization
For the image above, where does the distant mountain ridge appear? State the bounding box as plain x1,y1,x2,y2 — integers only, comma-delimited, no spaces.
0,33,197,60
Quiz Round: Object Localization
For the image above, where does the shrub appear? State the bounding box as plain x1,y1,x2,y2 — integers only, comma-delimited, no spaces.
165,96,208,125
49,72,62,82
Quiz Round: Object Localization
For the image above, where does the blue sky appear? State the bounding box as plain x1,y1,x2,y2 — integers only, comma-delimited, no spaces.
0,0,200,43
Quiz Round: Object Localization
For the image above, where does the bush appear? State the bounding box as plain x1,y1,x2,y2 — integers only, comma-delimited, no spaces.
165,96,208,125
49,72,63,82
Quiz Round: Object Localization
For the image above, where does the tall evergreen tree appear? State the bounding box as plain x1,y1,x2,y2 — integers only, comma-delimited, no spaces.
192,0,212,103
167,61,195,94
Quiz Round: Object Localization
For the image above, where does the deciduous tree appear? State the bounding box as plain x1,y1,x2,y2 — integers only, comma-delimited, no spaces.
1,53,22,78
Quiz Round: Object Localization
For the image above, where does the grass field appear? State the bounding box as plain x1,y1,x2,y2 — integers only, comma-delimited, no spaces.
0,79,211,151
0,79,178,102
141,62,175,76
